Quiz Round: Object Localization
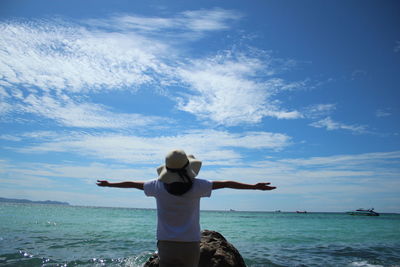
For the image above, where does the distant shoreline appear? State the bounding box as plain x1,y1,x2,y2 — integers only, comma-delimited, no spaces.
0,197,69,206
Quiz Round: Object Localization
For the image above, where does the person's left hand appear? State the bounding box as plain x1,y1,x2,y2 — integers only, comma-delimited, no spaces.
255,182,276,190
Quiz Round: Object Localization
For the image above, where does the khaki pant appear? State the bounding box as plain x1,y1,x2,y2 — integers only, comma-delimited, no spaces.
157,240,200,267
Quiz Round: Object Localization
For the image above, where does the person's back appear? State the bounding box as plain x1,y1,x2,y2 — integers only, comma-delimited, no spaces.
144,178,212,242
96,149,276,267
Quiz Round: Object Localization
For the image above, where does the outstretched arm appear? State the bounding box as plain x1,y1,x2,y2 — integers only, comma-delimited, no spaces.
212,181,276,191
96,180,144,190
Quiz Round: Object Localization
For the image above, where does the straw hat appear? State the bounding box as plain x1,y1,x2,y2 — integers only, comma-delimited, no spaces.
157,149,202,184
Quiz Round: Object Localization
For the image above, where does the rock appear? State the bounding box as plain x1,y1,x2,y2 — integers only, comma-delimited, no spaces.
145,253,160,267
199,230,246,267
144,230,246,267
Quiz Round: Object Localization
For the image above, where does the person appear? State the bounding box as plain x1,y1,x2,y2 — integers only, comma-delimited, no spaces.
96,149,276,267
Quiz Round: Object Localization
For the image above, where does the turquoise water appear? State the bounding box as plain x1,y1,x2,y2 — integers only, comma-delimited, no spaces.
0,203,399,267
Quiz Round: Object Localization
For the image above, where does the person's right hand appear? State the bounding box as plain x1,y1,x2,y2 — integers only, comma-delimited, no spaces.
96,180,110,187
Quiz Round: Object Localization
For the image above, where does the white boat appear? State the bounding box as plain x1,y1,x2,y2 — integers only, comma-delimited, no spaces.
346,208,379,216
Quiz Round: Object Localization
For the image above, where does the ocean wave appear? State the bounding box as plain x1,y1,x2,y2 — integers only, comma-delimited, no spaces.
0,250,154,267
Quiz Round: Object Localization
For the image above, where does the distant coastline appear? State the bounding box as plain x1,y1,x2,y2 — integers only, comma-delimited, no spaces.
0,197,70,206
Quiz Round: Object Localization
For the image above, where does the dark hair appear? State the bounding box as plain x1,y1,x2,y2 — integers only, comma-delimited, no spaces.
164,160,193,195
164,181,192,196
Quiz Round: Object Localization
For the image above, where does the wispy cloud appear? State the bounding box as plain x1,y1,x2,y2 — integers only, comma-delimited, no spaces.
4,151,400,186
202,151,400,197
277,151,400,171
0,160,153,183
0,20,167,93
0,87,13,116
310,117,367,134
0,134,22,141
375,108,392,118
2,150,399,210
180,9,242,31
303,103,336,119
176,51,304,125
0,11,305,127
88,8,242,34
20,93,165,128
11,129,291,164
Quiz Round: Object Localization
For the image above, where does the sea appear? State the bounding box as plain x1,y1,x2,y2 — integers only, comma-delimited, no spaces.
1,203,399,267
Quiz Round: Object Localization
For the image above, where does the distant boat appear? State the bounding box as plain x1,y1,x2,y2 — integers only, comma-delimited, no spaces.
229,209,236,212
346,208,379,216
296,211,307,214
275,210,281,213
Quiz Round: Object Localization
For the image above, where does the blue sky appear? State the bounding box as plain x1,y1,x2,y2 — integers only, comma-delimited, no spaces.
1,0,399,212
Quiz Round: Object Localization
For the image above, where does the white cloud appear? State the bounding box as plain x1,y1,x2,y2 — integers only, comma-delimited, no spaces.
263,109,303,120
0,87,10,98
2,150,399,210
201,151,400,196
1,161,154,182
0,134,22,141
0,21,167,93
0,87,13,116
20,93,164,128
176,53,304,125
180,9,242,31
0,101,12,116
277,151,400,175
13,129,291,164
0,11,308,127
375,108,392,118
303,104,336,119
310,117,367,134
89,9,242,34
102,15,175,32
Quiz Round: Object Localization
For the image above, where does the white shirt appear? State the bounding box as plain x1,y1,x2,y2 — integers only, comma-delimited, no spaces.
144,179,212,242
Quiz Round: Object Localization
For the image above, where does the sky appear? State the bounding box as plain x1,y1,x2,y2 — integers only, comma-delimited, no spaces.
0,0,399,212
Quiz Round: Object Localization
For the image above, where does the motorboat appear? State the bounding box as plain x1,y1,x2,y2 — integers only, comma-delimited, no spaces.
346,208,379,216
